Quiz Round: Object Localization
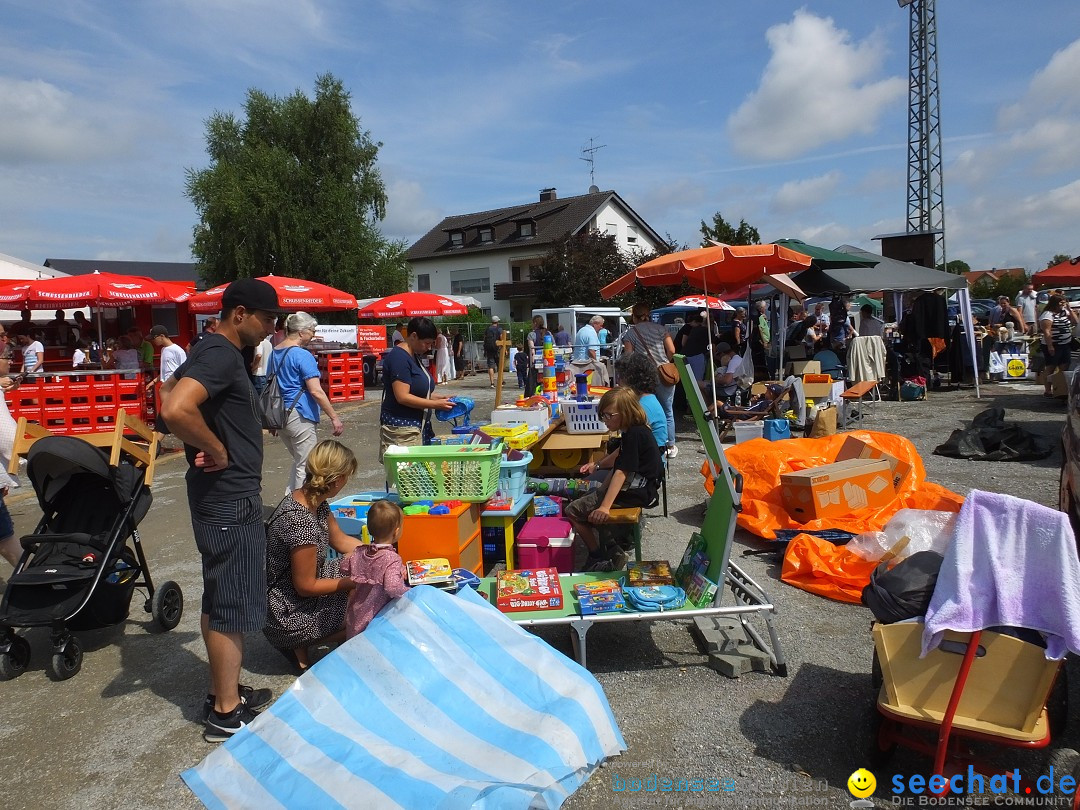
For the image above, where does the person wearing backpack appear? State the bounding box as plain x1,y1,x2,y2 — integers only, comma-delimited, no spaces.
483,315,503,388
271,312,344,494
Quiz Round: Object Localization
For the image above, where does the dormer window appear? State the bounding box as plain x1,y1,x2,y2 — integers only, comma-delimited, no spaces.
449,230,464,248
518,221,535,238
479,226,494,243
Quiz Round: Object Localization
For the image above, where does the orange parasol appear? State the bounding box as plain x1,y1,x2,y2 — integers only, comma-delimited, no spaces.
599,243,812,300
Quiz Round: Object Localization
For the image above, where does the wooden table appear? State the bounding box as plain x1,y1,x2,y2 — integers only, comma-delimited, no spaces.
529,422,610,475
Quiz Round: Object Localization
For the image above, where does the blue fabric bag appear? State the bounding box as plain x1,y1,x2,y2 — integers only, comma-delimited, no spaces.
623,584,686,612
763,418,791,441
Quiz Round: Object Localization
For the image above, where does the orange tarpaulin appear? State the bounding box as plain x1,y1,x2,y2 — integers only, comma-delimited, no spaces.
780,533,881,604
721,430,964,539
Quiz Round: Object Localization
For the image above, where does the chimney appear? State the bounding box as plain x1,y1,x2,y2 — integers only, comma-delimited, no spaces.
539,188,557,202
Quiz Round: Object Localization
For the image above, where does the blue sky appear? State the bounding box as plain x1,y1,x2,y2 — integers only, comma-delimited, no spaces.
2,1,1079,276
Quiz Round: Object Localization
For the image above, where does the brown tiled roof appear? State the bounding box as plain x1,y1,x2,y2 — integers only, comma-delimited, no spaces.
406,189,661,262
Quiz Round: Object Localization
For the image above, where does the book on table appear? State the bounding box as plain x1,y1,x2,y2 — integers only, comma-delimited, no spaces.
407,558,456,590
496,568,564,612
674,533,719,608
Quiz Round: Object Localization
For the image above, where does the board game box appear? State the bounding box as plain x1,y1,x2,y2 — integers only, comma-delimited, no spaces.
625,560,674,587
496,568,564,612
406,558,455,589
578,591,628,615
573,580,622,598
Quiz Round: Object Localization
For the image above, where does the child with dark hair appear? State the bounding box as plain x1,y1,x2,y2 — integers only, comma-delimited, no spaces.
339,500,410,638
513,343,529,388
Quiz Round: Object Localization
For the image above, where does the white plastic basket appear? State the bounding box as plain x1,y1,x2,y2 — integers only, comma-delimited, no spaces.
560,399,607,434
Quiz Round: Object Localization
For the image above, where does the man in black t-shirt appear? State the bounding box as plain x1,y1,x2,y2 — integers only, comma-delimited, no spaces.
160,278,285,743
483,316,503,388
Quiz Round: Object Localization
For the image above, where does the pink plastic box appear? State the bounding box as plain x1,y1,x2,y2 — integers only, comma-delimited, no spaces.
515,517,575,574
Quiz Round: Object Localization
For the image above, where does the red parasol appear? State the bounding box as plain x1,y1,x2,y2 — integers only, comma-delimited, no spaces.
0,271,191,308
187,275,358,314
668,295,734,310
358,292,468,319
1034,256,1080,288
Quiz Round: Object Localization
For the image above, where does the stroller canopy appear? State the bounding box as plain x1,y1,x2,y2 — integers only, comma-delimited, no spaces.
26,436,148,517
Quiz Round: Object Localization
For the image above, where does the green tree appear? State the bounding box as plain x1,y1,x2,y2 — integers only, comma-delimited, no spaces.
533,231,636,308
935,259,970,275
699,212,760,247
186,73,407,295
1048,254,1073,269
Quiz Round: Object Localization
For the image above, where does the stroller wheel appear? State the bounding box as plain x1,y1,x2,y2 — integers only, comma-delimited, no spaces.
0,635,31,681
48,635,82,681
1042,749,1080,809
151,581,184,632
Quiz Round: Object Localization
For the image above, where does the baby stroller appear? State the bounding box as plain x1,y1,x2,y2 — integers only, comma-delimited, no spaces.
0,435,183,681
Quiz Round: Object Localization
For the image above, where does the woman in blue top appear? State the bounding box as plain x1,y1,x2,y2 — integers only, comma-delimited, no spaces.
379,317,453,459
614,350,667,448
272,312,345,493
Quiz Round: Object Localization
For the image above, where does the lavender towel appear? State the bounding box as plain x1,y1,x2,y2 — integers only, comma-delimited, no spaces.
922,489,1080,660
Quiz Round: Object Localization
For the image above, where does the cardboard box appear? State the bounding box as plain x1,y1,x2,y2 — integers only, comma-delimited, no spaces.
780,458,894,521
787,360,821,376
801,373,835,399
835,435,914,492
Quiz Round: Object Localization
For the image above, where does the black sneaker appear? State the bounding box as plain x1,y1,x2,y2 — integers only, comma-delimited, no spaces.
204,702,258,743
200,684,274,724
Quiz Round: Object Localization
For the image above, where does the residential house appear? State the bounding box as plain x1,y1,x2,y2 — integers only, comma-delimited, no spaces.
405,187,664,321
962,267,1026,287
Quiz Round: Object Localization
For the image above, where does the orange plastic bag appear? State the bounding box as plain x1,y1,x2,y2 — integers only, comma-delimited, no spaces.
780,533,880,604
721,430,963,539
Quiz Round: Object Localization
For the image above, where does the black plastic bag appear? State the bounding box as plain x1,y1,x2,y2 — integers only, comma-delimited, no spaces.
861,550,943,624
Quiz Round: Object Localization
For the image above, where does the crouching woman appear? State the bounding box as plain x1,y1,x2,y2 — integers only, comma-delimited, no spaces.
565,387,664,572
264,440,361,670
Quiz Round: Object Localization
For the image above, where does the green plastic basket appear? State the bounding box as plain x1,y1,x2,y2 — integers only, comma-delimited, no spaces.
383,444,502,503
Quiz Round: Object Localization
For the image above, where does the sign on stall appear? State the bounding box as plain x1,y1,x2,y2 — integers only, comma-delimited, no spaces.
355,325,388,354
314,324,359,346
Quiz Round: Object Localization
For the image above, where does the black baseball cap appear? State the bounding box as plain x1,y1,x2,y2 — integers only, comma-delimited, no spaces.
221,278,287,315
148,325,170,338
715,341,733,354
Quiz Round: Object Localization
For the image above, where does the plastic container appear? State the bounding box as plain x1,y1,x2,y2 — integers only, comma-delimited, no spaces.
482,423,529,439
330,491,399,520
559,399,607,434
498,451,533,500
506,431,539,450
491,405,550,431
384,444,501,503
733,421,765,444
516,517,575,574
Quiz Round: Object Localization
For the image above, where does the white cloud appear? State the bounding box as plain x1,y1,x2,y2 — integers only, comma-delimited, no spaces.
727,11,905,161
381,178,444,242
771,171,842,214
0,77,131,164
999,38,1080,128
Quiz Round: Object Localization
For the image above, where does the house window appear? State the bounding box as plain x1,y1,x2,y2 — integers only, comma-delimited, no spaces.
449,231,464,248
626,225,638,244
511,266,521,282
416,273,430,291
451,276,490,295
605,223,618,236
479,227,494,243
519,221,534,238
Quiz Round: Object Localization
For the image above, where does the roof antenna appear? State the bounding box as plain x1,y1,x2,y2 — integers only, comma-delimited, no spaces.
580,138,606,190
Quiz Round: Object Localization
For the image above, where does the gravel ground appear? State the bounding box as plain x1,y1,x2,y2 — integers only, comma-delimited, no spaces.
0,373,1071,809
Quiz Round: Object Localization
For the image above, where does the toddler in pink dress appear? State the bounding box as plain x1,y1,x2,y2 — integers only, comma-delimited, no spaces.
339,500,409,638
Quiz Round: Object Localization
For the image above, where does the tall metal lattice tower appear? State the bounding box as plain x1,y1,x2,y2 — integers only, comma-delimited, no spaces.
901,0,946,268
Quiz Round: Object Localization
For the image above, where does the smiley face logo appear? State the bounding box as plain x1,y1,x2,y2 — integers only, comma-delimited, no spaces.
847,768,876,798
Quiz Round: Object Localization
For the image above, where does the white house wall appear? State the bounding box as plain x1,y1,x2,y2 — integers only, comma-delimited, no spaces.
589,200,661,255
411,251,543,321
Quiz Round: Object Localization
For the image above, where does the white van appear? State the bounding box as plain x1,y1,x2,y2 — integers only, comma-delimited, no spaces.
531,306,627,346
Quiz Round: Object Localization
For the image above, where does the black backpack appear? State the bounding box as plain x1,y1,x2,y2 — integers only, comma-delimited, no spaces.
259,347,303,430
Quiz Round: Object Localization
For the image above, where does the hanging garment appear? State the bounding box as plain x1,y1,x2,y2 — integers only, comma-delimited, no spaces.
846,336,887,383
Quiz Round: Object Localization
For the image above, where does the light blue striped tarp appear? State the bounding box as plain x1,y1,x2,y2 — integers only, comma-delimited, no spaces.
183,585,625,809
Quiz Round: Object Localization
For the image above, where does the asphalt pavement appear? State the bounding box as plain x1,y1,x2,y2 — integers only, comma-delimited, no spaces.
0,372,1071,809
